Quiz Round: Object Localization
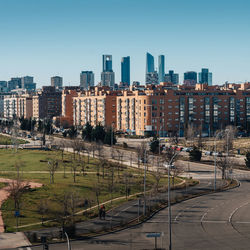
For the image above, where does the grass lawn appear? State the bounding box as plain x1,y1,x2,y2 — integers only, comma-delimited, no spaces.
0,149,179,232
0,134,28,145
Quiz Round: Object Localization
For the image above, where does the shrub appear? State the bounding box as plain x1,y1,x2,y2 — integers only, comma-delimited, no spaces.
245,151,250,169
189,146,202,161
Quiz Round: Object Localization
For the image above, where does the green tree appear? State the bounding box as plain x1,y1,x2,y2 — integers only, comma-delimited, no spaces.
91,123,106,142
189,146,202,161
104,127,116,145
245,152,250,169
68,126,77,139
82,122,93,141
150,136,159,154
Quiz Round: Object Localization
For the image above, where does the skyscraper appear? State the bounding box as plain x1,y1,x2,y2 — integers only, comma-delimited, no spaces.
101,55,115,88
184,71,197,86
7,77,21,91
158,55,165,83
80,71,94,90
102,55,113,72
146,52,154,74
164,70,179,85
21,76,36,91
145,53,156,84
199,68,212,86
51,76,63,89
121,56,130,85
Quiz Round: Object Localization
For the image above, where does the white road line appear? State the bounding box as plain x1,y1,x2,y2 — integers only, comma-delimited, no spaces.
228,202,249,223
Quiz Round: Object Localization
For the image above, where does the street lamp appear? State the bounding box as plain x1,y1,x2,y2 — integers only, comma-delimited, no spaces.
163,153,177,250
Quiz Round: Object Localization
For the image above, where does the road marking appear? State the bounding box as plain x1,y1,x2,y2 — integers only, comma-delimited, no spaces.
228,202,249,223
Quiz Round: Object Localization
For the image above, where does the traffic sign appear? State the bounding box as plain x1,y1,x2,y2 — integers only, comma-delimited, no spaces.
14,211,20,217
146,232,162,238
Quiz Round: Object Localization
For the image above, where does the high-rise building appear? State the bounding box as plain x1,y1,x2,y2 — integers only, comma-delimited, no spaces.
199,68,212,86
51,76,63,89
164,70,179,85
146,52,154,74
121,56,130,85
21,76,36,91
80,71,94,90
101,71,115,88
184,71,197,86
0,81,8,93
158,55,165,83
102,55,113,72
146,71,159,85
101,55,115,88
7,78,22,91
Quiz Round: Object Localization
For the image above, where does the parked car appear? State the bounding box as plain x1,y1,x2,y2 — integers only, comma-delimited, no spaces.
205,151,212,156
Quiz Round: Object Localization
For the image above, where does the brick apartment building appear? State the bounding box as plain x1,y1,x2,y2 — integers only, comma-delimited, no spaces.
72,82,250,136
32,86,62,119
73,86,117,128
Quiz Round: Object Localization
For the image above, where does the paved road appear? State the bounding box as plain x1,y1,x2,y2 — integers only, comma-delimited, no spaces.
26,179,250,250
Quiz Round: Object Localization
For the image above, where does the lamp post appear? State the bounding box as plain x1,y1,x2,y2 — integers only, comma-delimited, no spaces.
164,153,177,250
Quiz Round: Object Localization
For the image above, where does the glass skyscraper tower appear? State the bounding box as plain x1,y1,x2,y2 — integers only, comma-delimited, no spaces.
158,55,165,83
121,56,130,85
102,55,113,72
199,68,212,86
146,53,154,74
101,55,115,88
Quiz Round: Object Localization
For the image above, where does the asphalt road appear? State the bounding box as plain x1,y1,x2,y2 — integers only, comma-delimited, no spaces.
26,179,250,250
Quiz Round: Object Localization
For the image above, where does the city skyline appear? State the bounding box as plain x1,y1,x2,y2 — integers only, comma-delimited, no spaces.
0,0,249,87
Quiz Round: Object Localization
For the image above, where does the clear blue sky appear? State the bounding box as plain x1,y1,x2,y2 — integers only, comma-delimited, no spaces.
0,0,249,87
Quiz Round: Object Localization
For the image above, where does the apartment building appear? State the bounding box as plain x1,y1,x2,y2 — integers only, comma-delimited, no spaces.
32,86,61,119
60,87,80,127
73,86,117,128
3,94,33,119
72,82,250,136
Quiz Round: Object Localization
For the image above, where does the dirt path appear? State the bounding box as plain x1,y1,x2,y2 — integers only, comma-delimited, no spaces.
0,178,42,233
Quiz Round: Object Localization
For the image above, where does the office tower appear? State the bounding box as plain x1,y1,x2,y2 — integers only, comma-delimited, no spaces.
7,77,22,91
199,68,212,86
121,56,130,85
80,71,94,89
158,55,165,83
146,52,154,74
21,76,36,91
103,55,113,72
101,71,115,87
146,71,159,85
164,70,179,85
51,76,63,89
101,55,115,88
0,81,7,92
183,71,197,86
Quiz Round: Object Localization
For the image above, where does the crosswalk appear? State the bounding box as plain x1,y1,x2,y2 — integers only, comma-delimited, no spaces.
18,247,32,250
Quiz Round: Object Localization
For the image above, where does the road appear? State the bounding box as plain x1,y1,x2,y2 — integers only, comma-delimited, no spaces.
26,178,250,250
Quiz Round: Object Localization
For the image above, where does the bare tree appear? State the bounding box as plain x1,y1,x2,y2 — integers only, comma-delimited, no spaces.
47,158,59,184
163,146,179,185
136,141,147,169
152,169,162,193
7,179,28,211
71,139,85,161
170,161,184,187
115,149,124,178
217,156,231,179
37,199,49,225
71,160,79,183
